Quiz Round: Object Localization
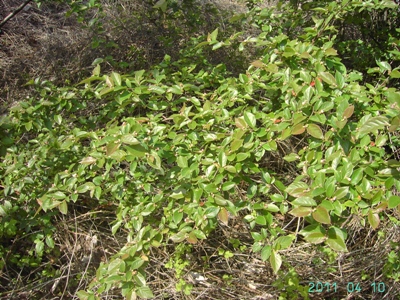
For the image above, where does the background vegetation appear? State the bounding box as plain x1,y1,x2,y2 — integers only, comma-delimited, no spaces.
0,0,399,299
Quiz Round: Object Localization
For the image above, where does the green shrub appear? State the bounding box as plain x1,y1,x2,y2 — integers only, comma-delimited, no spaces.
1,0,400,299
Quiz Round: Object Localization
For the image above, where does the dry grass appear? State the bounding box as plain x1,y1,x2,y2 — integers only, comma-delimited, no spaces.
0,1,399,299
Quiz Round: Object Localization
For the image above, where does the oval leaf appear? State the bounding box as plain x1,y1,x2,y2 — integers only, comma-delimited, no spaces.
368,210,380,229
307,124,324,139
312,206,331,224
270,250,282,274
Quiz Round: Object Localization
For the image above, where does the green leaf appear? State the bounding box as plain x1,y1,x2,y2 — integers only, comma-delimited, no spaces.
270,250,282,274
244,111,256,128
147,151,162,170
236,152,249,162
286,181,309,197
209,28,218,42
106,142,120,156
387,91,400,106
80,156,97,165
390,69,400,78
218,151,227,167
274,235,294,250
205,206,220,218
54,114,62,125
307,124,324,139
283,46,295,57
261,245,271,261
283,153,299,162
125,144,147,158
333,187,349,200
289,206,313,217
153,0,167,11
335,71,345,89
45,236,55,248
312,206,331,224
388,196,400,209
168,85,183,94
59,200,68,215
214,195,227,206
218,207,229,225
255,215,266,225
376,60,391,72
325,47,338,56
222,181,236,191
121,134,140,145
265,203,279,212
77,183,95,193
110,149,126,161
136,286,154,299
224,165,237,173
148,85,165,95
111,72,122,86
358,116,389,137
343,105,354,119
212,42,224,50
92,64,100,76
368,210,380,229
52,191,67,200
231,139,243,152
291,123,305,135
326,227,348,252
35,240,44,256
76,290,90,299
131,258,145,270
170,231,187,243
319,72,337,86
235,117,247,129
291,197,317,207
304,232,326,244
112,221,122,235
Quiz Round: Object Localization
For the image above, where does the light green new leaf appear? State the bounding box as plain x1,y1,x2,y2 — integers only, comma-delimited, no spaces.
270,250,282,274
390,69,400,78
59,200,68,215
209,28,219,42
388,196,400,209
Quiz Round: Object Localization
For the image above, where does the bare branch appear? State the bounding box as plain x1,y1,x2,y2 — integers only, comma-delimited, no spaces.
0,0,33,30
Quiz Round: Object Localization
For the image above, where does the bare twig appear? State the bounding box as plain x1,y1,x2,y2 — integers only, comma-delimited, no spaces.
0,0,33,30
